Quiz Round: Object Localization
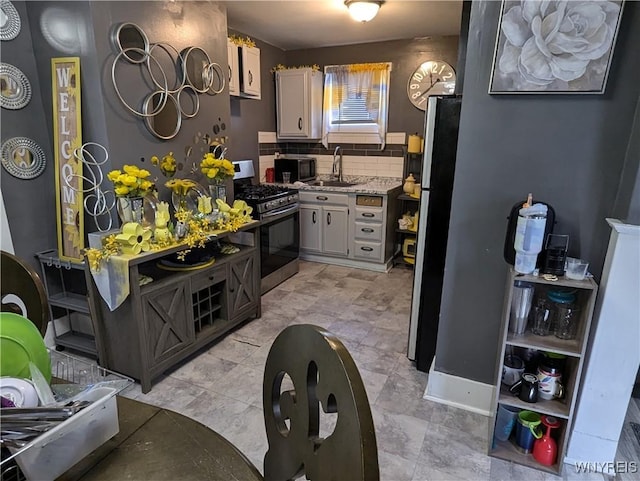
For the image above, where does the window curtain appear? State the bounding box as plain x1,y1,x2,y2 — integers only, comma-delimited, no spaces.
322,63,390,149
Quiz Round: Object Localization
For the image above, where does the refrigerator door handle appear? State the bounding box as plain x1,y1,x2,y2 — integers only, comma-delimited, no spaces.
421,97,438,189
407,191,430,360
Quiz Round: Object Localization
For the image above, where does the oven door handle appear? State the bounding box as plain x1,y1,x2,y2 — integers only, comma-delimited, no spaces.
260,203,299,221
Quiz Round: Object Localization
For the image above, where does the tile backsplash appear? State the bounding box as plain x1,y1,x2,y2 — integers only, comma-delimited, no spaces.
257,131,407,182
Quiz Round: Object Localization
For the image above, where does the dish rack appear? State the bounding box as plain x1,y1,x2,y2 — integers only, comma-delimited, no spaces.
1,350,133,481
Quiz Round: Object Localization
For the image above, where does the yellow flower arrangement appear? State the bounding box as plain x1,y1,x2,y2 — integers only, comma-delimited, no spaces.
150,152,177,178
165,178,198,196
200,153,235,182
84,234,120,272
107,165,154,198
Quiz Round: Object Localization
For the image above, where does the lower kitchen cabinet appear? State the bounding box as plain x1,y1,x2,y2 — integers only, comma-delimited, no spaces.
299,192,349,258
299,188,400,271
86,223,261,393
322,205,349,256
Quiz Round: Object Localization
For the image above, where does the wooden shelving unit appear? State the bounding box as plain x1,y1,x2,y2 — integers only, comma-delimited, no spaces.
488,267,598,475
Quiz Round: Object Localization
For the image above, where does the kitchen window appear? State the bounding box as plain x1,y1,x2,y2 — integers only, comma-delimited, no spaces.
322,62,391,149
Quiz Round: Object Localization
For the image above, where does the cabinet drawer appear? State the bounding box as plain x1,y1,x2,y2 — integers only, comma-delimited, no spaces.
299,191,348,205
354,206,383,222
354,221,382,241
353,240,383,261
190,264,227,293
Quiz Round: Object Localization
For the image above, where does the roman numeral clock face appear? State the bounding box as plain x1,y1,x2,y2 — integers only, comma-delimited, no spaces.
407,60,456,111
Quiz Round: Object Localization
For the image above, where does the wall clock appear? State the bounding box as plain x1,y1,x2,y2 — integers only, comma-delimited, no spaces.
407,60,456,111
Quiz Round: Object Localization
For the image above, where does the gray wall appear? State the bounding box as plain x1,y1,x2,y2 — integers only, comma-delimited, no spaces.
1,1,58,268
227,29,286,162
4,1,230,267
612,98,640,225
286,37,459,137
435,1,640,384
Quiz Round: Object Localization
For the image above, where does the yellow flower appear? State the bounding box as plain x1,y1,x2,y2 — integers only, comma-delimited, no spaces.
115,186,130,196
107,170,121,181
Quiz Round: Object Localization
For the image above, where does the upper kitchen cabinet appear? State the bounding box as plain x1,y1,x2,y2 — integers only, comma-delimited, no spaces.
276,68,323,140
227,39,239,96
227,41,261,99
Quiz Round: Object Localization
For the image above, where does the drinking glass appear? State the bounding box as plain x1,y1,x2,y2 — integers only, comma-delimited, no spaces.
282,171,291,184
554,304,580,340
531,298,552,336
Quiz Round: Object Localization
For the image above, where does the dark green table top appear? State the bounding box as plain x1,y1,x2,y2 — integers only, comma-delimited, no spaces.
58,396,263,481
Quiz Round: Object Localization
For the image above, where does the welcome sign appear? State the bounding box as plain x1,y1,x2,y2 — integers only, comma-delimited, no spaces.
52,57,84,262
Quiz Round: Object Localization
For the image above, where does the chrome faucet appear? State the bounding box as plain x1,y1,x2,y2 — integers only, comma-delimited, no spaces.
332,146,343,182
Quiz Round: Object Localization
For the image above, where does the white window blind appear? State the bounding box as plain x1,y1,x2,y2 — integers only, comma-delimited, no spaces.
322,63,391,148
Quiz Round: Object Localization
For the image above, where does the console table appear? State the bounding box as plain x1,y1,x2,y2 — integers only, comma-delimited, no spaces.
85,222,261,393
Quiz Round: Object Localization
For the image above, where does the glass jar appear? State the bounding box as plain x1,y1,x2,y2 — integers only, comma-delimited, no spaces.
547,289,579,340
531,297,552,336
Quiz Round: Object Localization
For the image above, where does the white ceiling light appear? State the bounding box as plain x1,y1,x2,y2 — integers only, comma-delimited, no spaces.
345,1,383,23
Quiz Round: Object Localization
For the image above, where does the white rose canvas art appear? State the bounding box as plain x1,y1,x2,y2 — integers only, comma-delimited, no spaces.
489,0,624,93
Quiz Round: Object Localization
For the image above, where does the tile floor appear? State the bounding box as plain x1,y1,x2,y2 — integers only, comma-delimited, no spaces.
122,261,638,480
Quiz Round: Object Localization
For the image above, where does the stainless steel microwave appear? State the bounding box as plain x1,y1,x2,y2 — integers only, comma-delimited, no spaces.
274,156,316,182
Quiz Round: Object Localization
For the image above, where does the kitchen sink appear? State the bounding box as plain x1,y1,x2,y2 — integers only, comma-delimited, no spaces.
309,180,359,187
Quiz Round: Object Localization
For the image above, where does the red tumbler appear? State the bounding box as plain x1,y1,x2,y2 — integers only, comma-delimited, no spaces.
533,415,560,466
266,167,275,183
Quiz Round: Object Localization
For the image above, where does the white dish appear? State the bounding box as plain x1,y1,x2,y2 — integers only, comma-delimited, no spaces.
0,377,39,407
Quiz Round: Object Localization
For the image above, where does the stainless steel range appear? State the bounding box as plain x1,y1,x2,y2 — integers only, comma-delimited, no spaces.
233,160,300,294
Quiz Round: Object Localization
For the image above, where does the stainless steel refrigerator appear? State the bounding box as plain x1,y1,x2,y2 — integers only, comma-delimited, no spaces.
407,95,462,372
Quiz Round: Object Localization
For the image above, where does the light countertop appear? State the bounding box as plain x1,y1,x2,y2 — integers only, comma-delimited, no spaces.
273,176,403,195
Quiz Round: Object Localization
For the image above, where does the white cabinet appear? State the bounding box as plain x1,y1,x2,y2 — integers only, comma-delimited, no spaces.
227,42,260,99
322,206,349,256
299,191,349,258
227,39,239,96
300,204,321,253
240,45,261,98
276,68,323,140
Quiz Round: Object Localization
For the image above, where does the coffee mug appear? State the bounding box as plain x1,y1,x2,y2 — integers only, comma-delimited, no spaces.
537,367,564,400
509,373,539,403
502,355,525,386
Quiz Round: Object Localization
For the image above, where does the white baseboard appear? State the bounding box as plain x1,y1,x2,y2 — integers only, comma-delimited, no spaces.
424,360,494,416
299,253,392,273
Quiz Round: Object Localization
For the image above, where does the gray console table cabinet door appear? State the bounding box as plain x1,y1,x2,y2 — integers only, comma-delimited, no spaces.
229,251,258,321
141,279,193,367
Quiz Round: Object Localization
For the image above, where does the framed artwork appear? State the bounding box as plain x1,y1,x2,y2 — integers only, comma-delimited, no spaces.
489,0,624,94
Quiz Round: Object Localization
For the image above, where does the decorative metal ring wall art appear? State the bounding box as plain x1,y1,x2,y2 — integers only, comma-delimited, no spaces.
0,62,31,110
0,1,21,41
110,22,224,141
1,136,46,179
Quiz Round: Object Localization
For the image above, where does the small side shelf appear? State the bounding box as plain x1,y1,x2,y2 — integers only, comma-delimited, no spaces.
36,250,97,357
396,228,417,235
398,193,420,202
506,331,581,358
488,267,598,475
497,385,570,419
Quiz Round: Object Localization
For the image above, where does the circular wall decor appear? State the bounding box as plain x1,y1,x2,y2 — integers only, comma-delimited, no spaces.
0,1,21,41
143,90,181,140
1,137,46,179
112,22,149,63
0,62,31,110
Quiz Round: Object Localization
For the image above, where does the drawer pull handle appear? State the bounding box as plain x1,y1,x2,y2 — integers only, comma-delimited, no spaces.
362,213,375,218
298,117,303,130
312,211,317,224
327,212,331,225
316,196,328,201
361,228,374,233
361,246,374,252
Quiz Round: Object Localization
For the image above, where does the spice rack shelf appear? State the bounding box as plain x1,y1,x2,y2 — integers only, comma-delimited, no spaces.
488,267,598,475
